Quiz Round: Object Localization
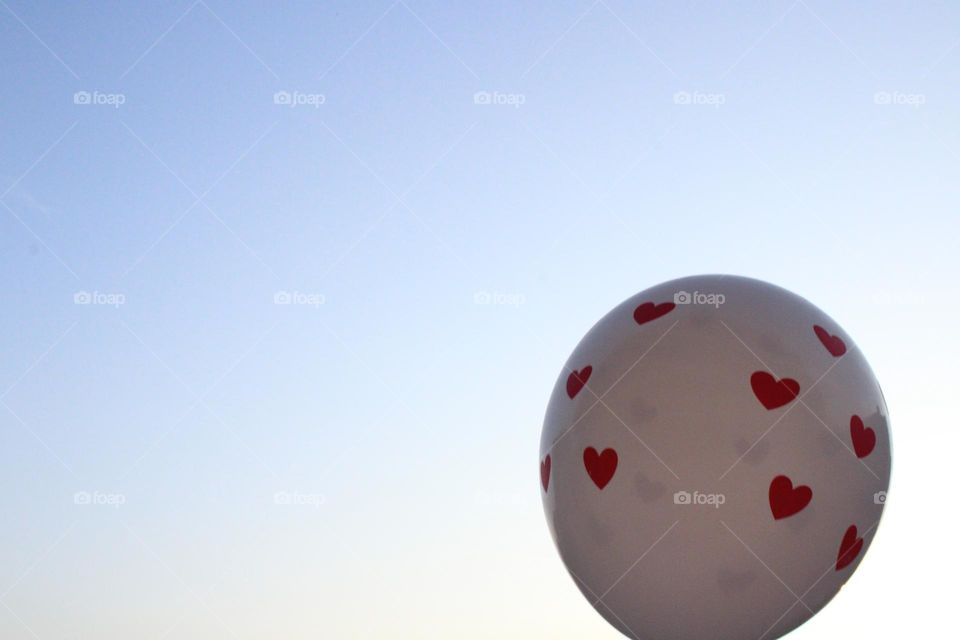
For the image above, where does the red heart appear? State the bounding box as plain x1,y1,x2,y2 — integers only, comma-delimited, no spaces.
850,415,876,458
566,366,593,399
768,475,812,520
633,301,676,325
750,371,800,410
583,447,618,490
540,455,551,492
814,325,847,357
836,525,864,570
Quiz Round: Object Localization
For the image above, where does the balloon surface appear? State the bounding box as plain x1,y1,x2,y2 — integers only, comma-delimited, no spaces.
539,275,890,640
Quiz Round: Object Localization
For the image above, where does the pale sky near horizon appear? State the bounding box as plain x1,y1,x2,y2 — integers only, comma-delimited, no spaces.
1,1,957,638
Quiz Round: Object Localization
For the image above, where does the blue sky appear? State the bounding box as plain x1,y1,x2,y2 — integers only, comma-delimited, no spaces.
0,1,957,638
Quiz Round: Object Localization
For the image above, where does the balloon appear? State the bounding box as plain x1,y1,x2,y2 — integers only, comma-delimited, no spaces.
539,275,890,640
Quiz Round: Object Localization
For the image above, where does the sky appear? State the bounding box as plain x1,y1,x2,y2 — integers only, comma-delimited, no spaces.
0,1,957,638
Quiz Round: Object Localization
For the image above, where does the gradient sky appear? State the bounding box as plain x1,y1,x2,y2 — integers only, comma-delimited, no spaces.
0,1,956,638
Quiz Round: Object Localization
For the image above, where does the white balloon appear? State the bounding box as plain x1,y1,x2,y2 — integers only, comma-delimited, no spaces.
540,275,890,640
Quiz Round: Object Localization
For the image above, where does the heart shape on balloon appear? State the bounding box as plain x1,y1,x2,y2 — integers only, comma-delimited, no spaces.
813,325,847,357
633,301,675,325
750,371,800,410
540,455,551,492
583,447,618,490
566,366,593,399
836,525,864,570
849,415,876,458
768,475,812,520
